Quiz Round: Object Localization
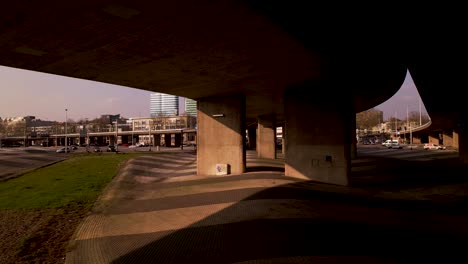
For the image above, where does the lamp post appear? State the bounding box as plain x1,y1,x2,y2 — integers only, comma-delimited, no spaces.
65,109,68,153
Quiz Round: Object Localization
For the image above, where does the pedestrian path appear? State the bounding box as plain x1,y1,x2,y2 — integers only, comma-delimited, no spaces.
66,150,468,263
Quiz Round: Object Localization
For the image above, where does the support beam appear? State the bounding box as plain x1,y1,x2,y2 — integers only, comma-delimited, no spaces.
257,115,276,159
197,94,246,175
284,87,352,186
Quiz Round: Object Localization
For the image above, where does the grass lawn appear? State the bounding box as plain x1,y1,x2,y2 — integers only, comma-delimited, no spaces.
0,153,148,210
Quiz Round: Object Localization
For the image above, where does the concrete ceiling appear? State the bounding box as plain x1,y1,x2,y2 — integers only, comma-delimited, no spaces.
0,1,465,127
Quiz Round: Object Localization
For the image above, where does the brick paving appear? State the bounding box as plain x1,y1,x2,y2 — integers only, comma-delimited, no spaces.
65,149,468,264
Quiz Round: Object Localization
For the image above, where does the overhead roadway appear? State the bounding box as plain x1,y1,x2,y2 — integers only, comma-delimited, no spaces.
0,0,426,125
1,1,467,183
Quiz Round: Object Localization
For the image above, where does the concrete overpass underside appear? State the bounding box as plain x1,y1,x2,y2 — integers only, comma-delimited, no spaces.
1,1,467,185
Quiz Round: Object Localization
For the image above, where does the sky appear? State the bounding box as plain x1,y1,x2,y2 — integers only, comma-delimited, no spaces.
0,66,152,122
0,65,427,122
374,70,428,121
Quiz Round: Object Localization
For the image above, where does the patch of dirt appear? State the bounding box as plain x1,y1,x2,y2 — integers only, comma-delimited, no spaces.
0,206,88,264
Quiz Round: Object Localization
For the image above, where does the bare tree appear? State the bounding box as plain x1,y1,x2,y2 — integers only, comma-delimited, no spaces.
356,108,383,130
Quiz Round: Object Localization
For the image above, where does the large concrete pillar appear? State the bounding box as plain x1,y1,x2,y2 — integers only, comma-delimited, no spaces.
247,128,256,150
197,94,246,175
454,127,468,162
257,115,276,159
453,130,459,149
153,134,161,146
428,133,439,144
284,87,352,186
282,125,286,156
442,130,453,147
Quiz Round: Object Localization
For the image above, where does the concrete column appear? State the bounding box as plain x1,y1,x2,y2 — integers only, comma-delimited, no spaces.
257,115,276,159
454,113,468,162
153,134,161,146
284,87,352,186
282,125,286,156
428,133,439,144
247,128,256,150
453,127,468,162
197,94,246,175
164,134,171,147
442,130,453,147
174,134,182,147
453,130,459,149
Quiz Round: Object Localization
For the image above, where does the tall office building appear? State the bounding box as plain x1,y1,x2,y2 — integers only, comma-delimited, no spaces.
150,92,179,116
184,98,197,117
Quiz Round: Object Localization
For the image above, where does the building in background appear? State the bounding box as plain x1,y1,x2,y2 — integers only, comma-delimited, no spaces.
150,92,179,117
184,98,197,117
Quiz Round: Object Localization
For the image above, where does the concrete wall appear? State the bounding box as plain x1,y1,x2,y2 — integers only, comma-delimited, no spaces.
442,131,453,147
284,88,351,186
453,130,459,150
428,133,440,144
247,128,256,150
257,115,276,159
197,95,246,175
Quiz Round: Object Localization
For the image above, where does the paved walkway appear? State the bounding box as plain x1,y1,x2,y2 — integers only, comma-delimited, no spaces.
65,150,468,263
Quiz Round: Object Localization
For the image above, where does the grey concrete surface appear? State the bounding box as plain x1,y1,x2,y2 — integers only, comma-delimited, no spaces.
64,148,468,263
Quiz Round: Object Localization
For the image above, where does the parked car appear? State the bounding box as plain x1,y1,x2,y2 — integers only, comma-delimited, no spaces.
382,139,401,149
107,145,117,152
56,147,72,153
424,143,446,150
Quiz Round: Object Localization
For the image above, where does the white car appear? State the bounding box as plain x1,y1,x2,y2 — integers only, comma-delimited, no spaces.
423,143,446,150
382,139,401,149
56,147,72,153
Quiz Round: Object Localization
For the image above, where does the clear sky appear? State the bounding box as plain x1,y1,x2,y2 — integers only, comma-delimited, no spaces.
1,65,427,122
0,66,152,121
374,70,428,121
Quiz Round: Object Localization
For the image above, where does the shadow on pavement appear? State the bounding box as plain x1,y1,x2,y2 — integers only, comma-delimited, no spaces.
110,179,468,264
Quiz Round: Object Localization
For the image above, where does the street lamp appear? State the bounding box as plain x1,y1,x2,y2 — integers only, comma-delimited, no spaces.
65,109,68,153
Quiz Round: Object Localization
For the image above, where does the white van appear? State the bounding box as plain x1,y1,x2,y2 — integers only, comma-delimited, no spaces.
382,139,401,149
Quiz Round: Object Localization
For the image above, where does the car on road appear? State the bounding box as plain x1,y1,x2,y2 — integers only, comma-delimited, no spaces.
382,139,401,149
56,147,72,153
424,143,446,150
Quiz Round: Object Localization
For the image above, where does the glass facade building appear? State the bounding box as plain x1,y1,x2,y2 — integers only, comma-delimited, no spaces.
150,93,179,117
